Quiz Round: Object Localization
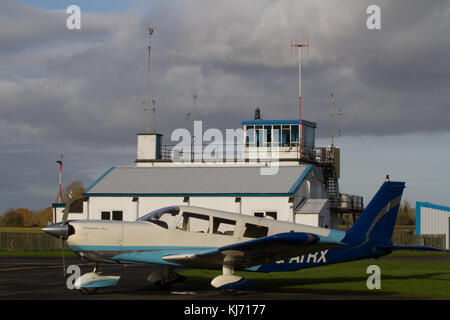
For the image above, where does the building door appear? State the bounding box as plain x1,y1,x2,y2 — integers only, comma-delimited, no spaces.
448,218,450,250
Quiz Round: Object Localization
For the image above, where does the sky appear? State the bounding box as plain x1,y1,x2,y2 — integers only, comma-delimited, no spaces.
1,0,449,214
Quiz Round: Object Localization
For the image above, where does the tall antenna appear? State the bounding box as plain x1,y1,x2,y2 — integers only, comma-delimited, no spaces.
56,155,63,203
193,93,197,143
290,37,309,158
145,27,155,132
152,99,156,133
193,93,197,123
330,93,343,147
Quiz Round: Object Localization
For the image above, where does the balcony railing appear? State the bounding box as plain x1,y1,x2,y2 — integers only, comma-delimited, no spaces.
159,143,335,164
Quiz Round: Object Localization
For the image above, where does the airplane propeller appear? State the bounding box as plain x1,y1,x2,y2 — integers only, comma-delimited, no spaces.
42,205,70,277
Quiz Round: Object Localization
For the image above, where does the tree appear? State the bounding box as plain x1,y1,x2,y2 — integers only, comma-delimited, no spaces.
396,200,415,226
60,180,85,208
34,207,53,226
0,208,33,227
0,209,23,227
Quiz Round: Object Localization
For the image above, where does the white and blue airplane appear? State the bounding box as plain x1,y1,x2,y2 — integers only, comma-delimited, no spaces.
43,178,439,293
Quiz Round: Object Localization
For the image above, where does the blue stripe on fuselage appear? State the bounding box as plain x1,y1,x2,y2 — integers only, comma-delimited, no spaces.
69,245,217,266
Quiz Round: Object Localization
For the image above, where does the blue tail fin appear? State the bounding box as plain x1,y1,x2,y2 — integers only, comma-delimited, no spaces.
345,180,405,244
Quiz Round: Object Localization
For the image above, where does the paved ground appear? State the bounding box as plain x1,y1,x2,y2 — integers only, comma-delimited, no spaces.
1,255,447,301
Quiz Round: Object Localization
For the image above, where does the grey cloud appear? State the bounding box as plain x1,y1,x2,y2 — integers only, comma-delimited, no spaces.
1,0,450,213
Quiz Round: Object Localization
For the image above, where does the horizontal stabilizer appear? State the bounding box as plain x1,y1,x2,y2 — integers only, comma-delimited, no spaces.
378,245,442,252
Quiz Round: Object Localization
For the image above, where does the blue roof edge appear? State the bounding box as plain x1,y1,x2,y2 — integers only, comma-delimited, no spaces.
242,119,317,128
288,165,313,194
83,166,116,195
416,201,450,235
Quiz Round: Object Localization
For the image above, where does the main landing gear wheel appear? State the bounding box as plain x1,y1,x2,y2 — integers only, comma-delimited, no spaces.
80,287,98,295
219,288,238,296
147,269,186,290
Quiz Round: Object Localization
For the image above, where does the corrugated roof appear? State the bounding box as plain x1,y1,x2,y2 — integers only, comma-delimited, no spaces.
296,199,328,214
85,165,312,196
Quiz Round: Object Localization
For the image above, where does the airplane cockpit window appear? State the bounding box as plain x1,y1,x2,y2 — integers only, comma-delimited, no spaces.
136,206,180,229
176,212,210,233
243,223,269,238
213,217,236,236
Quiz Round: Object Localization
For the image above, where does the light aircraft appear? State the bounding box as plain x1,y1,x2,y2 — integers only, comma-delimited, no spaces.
43,178,439,294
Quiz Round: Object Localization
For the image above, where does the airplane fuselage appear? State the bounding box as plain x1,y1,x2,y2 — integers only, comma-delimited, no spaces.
65,206,386,273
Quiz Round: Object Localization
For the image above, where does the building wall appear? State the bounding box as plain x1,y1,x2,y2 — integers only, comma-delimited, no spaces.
241,197,292,222
295,214,319,227
417,202,450,249
86,195,293,222
82,164,332,228
88,197,137,221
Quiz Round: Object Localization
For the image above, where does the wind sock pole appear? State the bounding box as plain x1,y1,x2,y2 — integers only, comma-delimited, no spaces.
146,28,154,133
56,155,63,203
290,41,308,159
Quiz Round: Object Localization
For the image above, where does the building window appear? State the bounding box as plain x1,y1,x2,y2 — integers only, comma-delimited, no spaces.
266,211,277,220
101,211,110,220
253,211,277,220
282,125,290,147
273,126,281,146
264,125,272,145
245,125,255,147
112,211,123,221
291,125,299,145
101,210,123,221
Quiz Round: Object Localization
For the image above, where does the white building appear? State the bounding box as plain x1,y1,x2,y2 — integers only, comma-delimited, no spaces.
416,201,450,250
53,116,363,229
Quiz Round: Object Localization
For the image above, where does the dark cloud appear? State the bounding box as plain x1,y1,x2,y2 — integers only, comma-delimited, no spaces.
0,0,449,212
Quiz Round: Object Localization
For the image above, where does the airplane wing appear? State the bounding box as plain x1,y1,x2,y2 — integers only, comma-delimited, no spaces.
163,232,343,269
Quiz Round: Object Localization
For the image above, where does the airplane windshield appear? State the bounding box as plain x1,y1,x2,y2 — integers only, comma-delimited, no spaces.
136,206,180,229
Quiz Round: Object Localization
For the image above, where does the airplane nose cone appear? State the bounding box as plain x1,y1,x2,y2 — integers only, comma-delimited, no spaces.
42,223,69,238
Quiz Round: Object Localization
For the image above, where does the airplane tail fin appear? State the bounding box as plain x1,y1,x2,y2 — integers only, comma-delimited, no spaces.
344,179,405,245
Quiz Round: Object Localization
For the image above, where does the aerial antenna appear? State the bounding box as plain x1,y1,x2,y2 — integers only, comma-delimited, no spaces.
152,99,156,133
193,94,198,143
330,93,343,147
145,27,155,132
290,36,309,158
56,155,63,203
193,93,198,123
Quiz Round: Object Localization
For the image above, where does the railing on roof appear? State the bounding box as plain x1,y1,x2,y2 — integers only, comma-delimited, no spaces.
160,143,335,164
339,193,364,213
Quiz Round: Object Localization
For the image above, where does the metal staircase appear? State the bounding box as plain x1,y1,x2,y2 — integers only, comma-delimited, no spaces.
320,163,340,212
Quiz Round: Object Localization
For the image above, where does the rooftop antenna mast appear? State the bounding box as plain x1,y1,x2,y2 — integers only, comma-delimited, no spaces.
152,99,156,133
145,27,155,133
193,93,197,123
290,37,309,158
330,93,343,147
56,155,63,203
193,93,197,143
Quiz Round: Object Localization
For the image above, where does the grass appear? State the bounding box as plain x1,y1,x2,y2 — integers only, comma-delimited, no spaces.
0,250,77,257
1,249,448,298
180,257,450,299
